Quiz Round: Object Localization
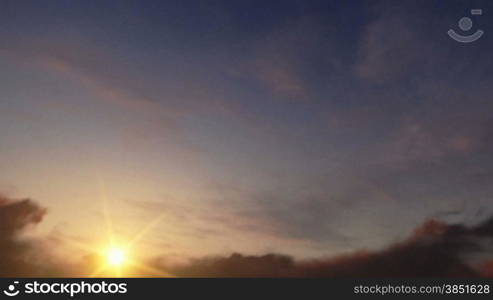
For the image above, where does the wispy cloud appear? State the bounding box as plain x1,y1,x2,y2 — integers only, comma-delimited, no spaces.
234,16,340,101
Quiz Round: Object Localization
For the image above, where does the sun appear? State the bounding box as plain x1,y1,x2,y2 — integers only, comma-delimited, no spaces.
106,247,126,267
64,180,172,277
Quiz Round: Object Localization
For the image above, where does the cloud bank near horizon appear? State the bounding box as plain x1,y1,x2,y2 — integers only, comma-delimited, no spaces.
1,196,493,278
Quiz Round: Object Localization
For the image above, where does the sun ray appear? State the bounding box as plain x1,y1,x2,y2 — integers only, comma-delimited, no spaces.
98,176,115,246
77,181,173,278
57,235,101,256
126,214,166,249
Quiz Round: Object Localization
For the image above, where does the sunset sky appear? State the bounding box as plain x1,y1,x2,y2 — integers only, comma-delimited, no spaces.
1,0,493,273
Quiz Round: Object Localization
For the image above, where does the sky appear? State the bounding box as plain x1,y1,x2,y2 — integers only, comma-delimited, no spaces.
1,0,493,273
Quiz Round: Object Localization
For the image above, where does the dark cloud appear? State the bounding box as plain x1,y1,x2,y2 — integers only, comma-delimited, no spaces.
165,253,294,277
163,218,493,277
1,195,493,278
0,196,95,277
0,196,52,276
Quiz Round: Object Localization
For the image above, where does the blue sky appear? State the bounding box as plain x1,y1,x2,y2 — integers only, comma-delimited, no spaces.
1,0,493,261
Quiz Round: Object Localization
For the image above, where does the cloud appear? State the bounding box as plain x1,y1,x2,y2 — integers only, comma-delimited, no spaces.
239,16,340,100
128,198,280,240
162,217,493,277
379,119,477,164
248,22,311,99
0,40,171,112
0,196,55,276
0,196,113,277
163,253,295,277
253,58,306,98
356,17,422,83
0,37,282,154
1,195,493,277
365,111,493,172
355,1,438,84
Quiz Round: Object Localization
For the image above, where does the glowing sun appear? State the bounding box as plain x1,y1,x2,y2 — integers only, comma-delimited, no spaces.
58,180,172,277
106,247,126,267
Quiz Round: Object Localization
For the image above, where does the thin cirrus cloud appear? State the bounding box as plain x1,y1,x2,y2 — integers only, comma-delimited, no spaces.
0,38,276,160
232,16,343,101
0,38,257,128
